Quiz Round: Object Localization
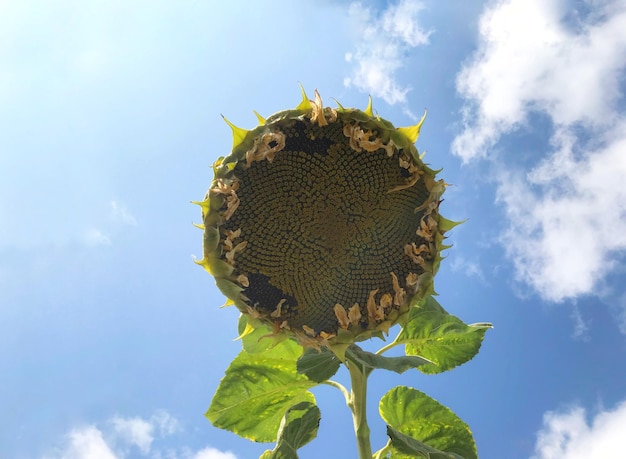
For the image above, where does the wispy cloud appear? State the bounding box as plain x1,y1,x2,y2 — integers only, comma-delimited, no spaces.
449,255,486,283
532,400,626,458
83,228,112,247
344,0,431,112
44,411,235,459
110,201,138,227
110,416,154,454
569,305,590,341
614,292,626,335
453,0,626,311
82,201,138,248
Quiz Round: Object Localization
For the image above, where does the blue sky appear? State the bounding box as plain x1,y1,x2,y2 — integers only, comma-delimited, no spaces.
1,0,626,458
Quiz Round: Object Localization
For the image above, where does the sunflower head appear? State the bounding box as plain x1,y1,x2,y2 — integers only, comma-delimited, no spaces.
196,88,456,350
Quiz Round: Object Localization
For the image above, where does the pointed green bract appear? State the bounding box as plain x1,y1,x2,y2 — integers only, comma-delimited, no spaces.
221,115,249,149
254,110,267,125
260,401,321,459
296,84,312,111
333,98,346,111
438,216,465,232
380,386,478,459
364,95,373,116
397,109,427,144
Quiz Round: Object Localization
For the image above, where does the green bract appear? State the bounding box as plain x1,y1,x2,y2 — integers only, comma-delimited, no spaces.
196,88,457,349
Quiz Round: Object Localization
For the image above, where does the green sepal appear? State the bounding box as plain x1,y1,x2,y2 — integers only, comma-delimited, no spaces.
333,98,346,111
380,386,478,459
296,347,341,382
438,216,465,232
397,109,427,144
212,157,224,174
414,271,435,300
296,84,312,111
328,327,383,362
254,110,267,125
207,258,234,277
346,345,432,375
221,115,250,150
364,96,374,117
215,278,243,300
191,199,210,218
260,401,321,459
206,340,315,443
346,109,372,122
398,296,492,374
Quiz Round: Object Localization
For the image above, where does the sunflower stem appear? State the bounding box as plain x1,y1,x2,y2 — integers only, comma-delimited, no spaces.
347,358,373,459
375,339,399,355
322,379,350,403
376,330,404,355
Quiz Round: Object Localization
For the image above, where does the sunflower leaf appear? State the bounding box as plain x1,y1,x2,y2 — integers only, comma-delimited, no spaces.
260,401,321,459
296,347,341,382
346,345,432,374
398,296,492,374
380,386,477,459
206,340,316,442
385,426,466,459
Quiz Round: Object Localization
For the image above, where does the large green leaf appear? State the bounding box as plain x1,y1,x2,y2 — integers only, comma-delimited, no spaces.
296,348,341,382
346,345,432,374
260,401,321,459
380,386,477,459
206,340,316,442
385,427,466,458
398,296,491,374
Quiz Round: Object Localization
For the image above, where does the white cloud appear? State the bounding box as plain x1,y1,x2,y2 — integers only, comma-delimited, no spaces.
110,416,154,454
454,0,626,308
84,228,112,247
151,410,181,437
45,411,235,459
532,400,626,458
453,0,626,162
191,448,237,459
52,426,117,459
110,201,137,227
569,305,590,341
344,0,432,108
496,122,626,303
80,201,136,248
449,255,486,282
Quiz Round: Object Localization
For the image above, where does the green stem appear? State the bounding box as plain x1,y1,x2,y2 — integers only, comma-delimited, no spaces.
347,358,373,459
372,440,392,459
322,379,350,403
375,339,399,355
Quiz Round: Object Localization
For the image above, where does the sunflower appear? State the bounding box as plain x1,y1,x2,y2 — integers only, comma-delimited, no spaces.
196,88,454,349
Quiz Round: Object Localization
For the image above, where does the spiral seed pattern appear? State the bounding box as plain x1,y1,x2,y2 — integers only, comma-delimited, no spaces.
219,117,433,333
